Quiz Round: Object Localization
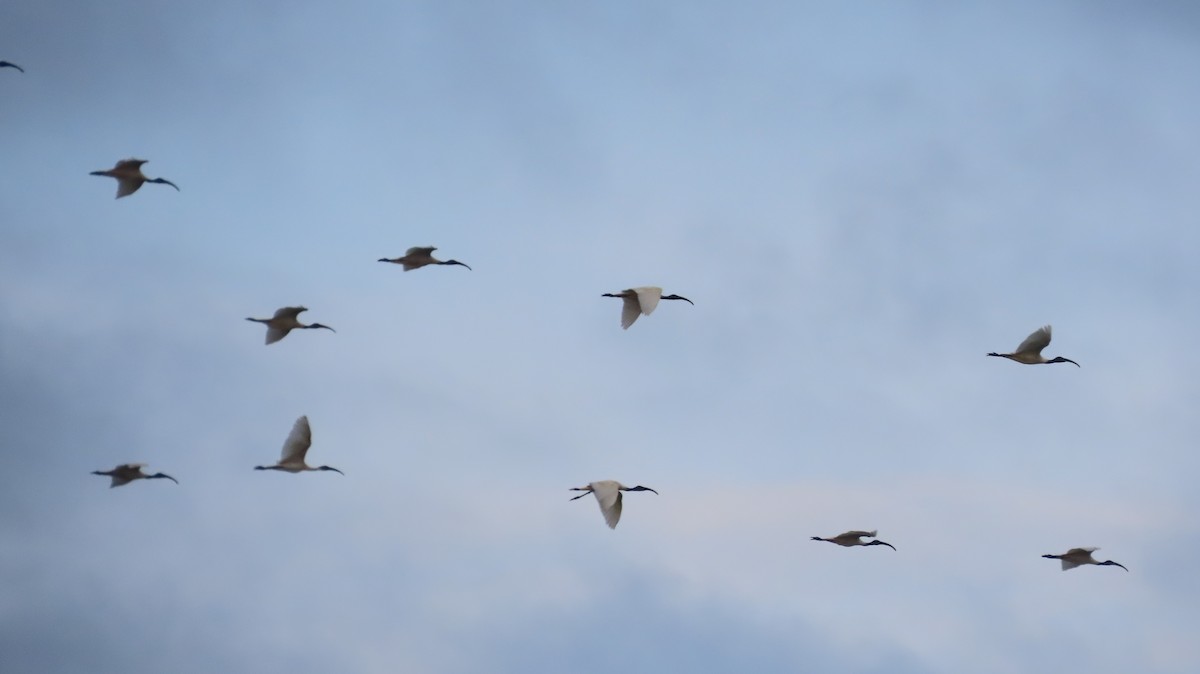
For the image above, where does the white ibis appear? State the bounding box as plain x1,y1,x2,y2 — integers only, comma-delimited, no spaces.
378,246,471,271
92,463,178,488
0,61,24,73
811,530,896,550
988,325,1079,366
89,159,179,198
245,306,335,345
602,286,693,329
1042,547,1127,571
254,415,343,475
570,480,657,529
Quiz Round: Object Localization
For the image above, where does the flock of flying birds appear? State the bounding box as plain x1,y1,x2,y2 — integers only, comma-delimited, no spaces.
4,59,1125,575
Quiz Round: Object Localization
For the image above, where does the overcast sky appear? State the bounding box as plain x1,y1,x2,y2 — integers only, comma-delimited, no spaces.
2,1,1199,672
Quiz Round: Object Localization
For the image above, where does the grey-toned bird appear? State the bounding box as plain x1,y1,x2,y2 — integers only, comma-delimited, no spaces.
378,246,471,271
245,306,335,345
811,530,896,550
89,158,179,198
1042,547,1127,572
92,463,178,488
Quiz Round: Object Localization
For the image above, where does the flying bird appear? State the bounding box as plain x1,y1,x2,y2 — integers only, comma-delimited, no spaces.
92,463,178,488
811,530,896,550
378,246,471,271
0,61,24,73
987,325,1079,366
89,159,179,198
602,286,693,329
570,480,658,529
254,416,343,475
1042,547,1127,572
245,306,335,345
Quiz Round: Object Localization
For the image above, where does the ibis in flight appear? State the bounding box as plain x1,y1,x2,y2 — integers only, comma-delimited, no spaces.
811,530,896,550
92,463,178,488
570,480,658,529
378,246,471,271
255,415,343,475
89,159,179,199
602,286,693,329
245,306,335,345
988,325,1079,366
1042,547,1127,572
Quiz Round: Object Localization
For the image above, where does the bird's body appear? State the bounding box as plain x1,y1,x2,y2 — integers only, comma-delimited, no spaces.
378,246,471,271
245,306,335,345
1042,547,1127,571
570,480,658,529
602,286,693,329
255,416,343,475
91,463,178,488
988,325,1079,366
89,159,179,198
0,61,24,73
811,530,896,550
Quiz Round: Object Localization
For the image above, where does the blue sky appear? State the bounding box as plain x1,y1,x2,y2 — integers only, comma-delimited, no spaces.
2,2,1199,672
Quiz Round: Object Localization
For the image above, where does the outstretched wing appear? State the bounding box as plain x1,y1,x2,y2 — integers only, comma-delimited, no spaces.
619,295,641,329
839,530,877,539
405,246,436,256
280,416,312,463
115,178,143,198
272,306,306,319
1015,325,1052,355
590,482,623,529
634,287,664,316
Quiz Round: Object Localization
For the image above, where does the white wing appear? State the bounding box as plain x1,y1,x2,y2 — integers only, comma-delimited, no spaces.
405,246,435,256
114,158,147,170
1015,325,1052,355
1060,547,1097,570
115,178,143,198
840,530,877,539
620,295,641,329
590,481,623,529
118,463,148,470
264,326,287,344
634,287,664,316
280,416,312,463
272,306,305,319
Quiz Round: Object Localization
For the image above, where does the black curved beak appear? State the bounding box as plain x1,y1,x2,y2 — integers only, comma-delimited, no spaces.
320,466,344,475
446,260,472,270
311,323,336,333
